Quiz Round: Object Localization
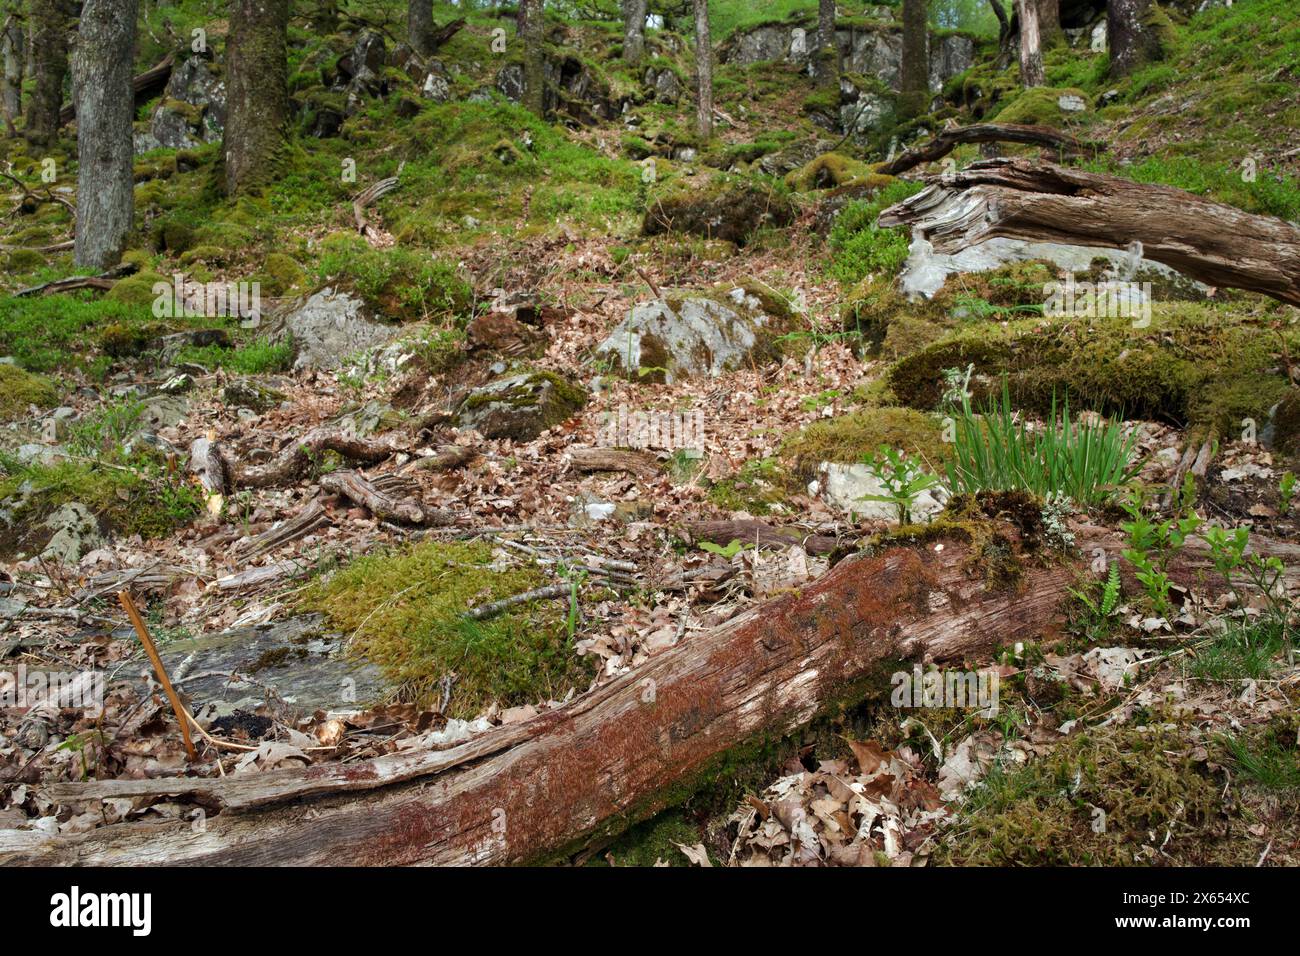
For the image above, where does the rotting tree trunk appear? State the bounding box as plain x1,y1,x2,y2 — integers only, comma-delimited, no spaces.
24,0,70,145
815,0,838,87
4,524,1298,866
520,0,545,116
693,0,712,140
222,0,289,196
899,0,928,118
877,158,1300,307
1108,0,1164,78
72,0,138,270
622,0,648,67
1016,0,1044,87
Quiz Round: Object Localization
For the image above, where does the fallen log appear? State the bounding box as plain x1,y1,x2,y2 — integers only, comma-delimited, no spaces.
223,427,412,489
876,123,1102,176
878,158,1300,306
6,519,1296,866
682,519,853,556
14,262,136,297
235,500,332,560
320,469,450,526
569,446,661,480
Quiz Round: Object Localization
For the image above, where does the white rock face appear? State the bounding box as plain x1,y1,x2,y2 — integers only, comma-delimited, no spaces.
817,462,947,524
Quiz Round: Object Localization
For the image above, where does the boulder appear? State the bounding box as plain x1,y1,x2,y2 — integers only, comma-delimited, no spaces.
134,56,226,154
643,65,683,102
643,178,795,246
39,503,105,565
593,286,793,384
817,462,946,524
282,289,402,370
465,310,546,358
456,369,587,442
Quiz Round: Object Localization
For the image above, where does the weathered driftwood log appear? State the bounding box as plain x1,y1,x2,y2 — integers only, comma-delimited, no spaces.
876,123,1102,176
5,523,1296,866
878,158,1300,306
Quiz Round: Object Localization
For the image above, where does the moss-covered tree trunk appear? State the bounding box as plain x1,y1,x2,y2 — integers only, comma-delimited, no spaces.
72,0,138,270
1,15,23,134
408,0,434,57
24,0,71,145
1037,0,1062,46
519,0,545,116
223,0,289,196
1016,0,1044,87
693,0,712,140
621,0,648,67
899,0,928,119
1107,0,1165,78
814,0,839,88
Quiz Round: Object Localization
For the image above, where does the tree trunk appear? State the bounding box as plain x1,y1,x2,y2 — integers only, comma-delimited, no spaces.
814,0,838,87
9,522,1296,867
310,0,338,34
519,0,545,116
407,0,434,57
222,0,289,196
1108,0,1164,78
72,0,138,270
1016,0,1044,87
1037,0,1061,46
24,0,71,145
877,158,1300,307
899,0,928,119
1,17,23,134
622,0,648,67
693,0,712,140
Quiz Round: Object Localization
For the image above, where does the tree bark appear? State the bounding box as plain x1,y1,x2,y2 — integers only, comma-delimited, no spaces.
814,0,839,87
407,0,434,57
72,0,138,270
222,0,289,196
519,0,545,116
5,522,1297,866
899,0,929,118
877,158,1300,307
59,53,173,127
1016,0,1044,87
1108,0,1164,78
1037,0,1061,46
24,0,71,145
621,0,648,67
693,0,712,140
1,16,23,134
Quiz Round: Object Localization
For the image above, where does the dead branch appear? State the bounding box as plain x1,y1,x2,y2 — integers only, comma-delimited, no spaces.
569,446,661,480
875,123,1103,177
14,263,136,298
466,583,572,621
353,162,405,241
682,519,851,556
878,158,1300,306
319,469,449,526
223,427,412,489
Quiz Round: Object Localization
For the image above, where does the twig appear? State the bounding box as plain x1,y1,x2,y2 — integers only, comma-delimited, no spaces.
466,584,571,621
118,591,196,761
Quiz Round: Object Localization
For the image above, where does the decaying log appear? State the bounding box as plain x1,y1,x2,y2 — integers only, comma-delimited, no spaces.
569,446,661,480
320,469,450,526
408,444,474,472
683,519,852,556
876,123,1102,176
6,525,1296,866
14,262,136,297
59,53,174,126
224,427,412,489
878,158,1300,306
235,500,331,560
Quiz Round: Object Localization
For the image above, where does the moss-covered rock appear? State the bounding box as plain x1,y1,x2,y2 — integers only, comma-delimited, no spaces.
643,176,796,246
784,153,890,193
0,364,58,418
456,369,588,441
993,86,1091,126
257,252,307,296
782,406,949,481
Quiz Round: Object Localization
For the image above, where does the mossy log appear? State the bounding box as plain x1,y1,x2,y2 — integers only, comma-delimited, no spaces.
6,522,1298,866
878,158,1300,306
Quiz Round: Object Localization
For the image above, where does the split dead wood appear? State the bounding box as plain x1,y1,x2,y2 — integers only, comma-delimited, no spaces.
319,469,451,526
353,161,405,241
875,122,1102,176
221,427,414,489
407,444,475,472
569,446,661,480
878,158,1300,306
11,526,1297,866
235,500,331,560
683,519,852,556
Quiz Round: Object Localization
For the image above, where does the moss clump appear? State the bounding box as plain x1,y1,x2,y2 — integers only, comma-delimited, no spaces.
256,252,306,296
887,304,1297,434
782,406,949,481
993,86,1091,126
104,272,170,308
826,178,926,285
595,811,708,867
0,365,58,418
315,233,471,321
937,722,1221,866
784,153,886,193
643,175,796,247
4,248,45,273
302,540,596,716
1273,389,1300,457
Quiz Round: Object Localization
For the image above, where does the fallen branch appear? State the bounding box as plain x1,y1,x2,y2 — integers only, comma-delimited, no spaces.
466,583,571,621
118,591,196,762
222,427,413,489
682,519,851,556
878,158,1300,306
353,162,405,242
875,122,1103,176
14,263,137,298
569,446,661,480
235,500,331,560
319,469,449,526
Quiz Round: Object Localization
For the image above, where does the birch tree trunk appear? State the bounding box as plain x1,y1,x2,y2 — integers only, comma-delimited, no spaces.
72,0,138,270
622,0,648,67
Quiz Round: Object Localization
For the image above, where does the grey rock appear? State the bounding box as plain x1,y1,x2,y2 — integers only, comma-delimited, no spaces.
593,289,790,385
39,503,105,564
422,70,451,102
282,289,401,370
644,65,683,102
135,56,226,154
456,370,587,442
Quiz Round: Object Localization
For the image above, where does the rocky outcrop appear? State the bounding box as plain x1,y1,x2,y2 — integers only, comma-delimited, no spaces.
133,56,225,154
593,286,793,385
281,289,402,371
643,178,796,246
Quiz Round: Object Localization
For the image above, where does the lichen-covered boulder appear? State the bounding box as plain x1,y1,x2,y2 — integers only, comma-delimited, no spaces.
282,289,401,370
456,369,588,442
40,503,106,564
593,285,794,384
134,56,226,154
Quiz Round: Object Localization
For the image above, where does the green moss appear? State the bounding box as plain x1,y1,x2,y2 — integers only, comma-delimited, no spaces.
886,304,1297,434
782,406,949,481
256,252,306,296
992,86,1091,126
784,153,888,193
104,271,170,308
1273,389,1300,457
315,233,471,321
596,811,708,867
4,248,45,274
826,178,925,285
301,540,596,716
0,365,58,418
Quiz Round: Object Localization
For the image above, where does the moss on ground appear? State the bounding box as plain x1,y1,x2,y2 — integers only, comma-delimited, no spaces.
0,365,58,419
302,540,596,715
782,406,949,480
